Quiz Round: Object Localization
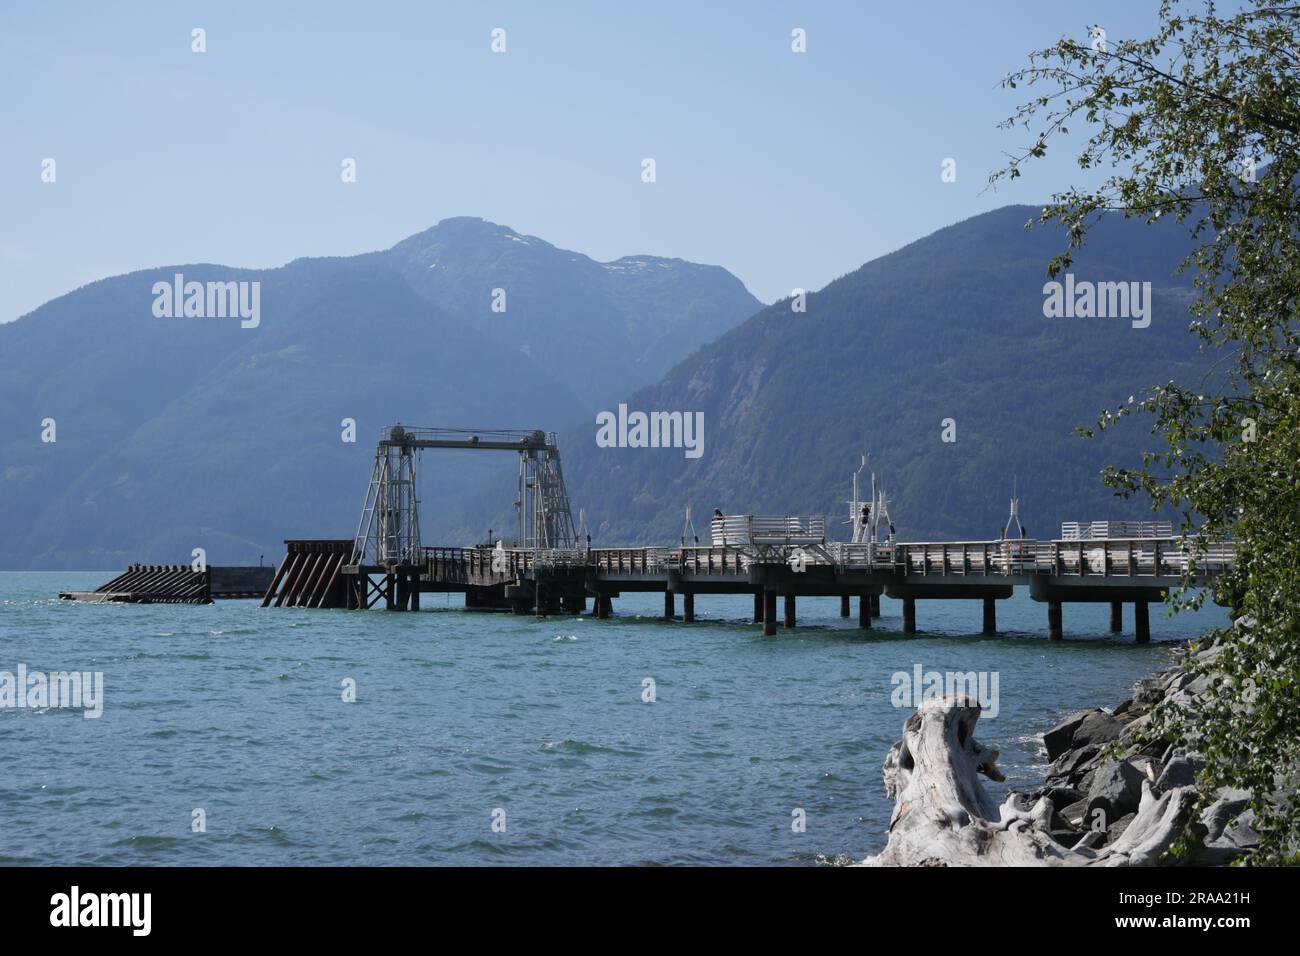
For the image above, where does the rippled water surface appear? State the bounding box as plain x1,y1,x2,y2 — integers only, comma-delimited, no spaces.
0,572,1226,865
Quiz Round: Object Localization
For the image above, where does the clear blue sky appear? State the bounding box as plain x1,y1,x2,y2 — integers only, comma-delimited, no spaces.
1,1,1165,323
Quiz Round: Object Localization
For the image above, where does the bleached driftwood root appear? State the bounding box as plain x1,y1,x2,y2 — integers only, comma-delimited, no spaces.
862,695,1196,866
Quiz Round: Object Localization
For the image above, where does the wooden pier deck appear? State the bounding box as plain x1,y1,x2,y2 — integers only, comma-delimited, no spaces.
256,426,1235,642
262,531,1234,643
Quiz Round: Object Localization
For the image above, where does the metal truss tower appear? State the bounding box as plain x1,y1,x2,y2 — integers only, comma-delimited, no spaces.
352,425,576,567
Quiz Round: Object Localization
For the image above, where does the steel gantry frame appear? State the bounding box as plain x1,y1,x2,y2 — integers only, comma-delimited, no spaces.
352,425,577,567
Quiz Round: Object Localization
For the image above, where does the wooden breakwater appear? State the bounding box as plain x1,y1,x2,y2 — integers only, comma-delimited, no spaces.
60,564,274,604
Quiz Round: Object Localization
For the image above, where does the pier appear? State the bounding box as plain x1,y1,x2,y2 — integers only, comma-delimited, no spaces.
258,425,1235,641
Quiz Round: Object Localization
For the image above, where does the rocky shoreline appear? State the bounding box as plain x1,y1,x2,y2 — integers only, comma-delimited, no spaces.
1022,638,1259,864
863,634,1263,866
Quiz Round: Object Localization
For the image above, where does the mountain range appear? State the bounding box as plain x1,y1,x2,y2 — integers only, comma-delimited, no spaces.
1,207,1211,569
438,206,1208,547
0,220,761,569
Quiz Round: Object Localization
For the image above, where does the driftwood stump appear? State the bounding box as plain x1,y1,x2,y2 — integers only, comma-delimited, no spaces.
862,695,1196,866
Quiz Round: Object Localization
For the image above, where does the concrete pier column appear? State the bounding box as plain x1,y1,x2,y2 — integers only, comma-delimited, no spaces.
596,594,612,619
663,590,675,620
1109,601,1123,633
858,594,872,630
871,594,881,616
1135,601,1150,644
839,594,850,617
902,598,916,634
409,576,420,612
1048,601,1063,641
763,590,777,637
982,598,996,635
783,594,796,628
753,591,763,623
683,593,695,623
385,574,397,611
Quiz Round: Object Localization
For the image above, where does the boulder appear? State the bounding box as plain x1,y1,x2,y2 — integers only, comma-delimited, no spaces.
1061,798,1090,826
1193,641,1225,665
1072,710,1125,750
1132,676,1166,708
1119,712,1153,744
1043,710,1093,761
1106,812,1137,844
1050,744,1103,787
1043,785,1083,808
1087,758,1147,821
1185,673,1214,698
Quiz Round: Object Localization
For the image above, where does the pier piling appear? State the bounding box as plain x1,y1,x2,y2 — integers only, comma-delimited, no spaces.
982,597,996,635
1109,600,1123,633
839,594,850,617
1135,601,1150,644
683,593,695,622
858,594,871,630
783,595,796,628
762,590,777,637
1048,601,1063,640
902,598,916,634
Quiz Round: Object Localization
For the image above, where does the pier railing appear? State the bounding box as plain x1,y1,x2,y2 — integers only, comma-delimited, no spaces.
586,548,674,574
828,542,895,569
670,546,749,575
892,537,1235,578
894,540,1045,575
422,546,533,584
417,537,1233,585
710,515,826,547
1060,520,1172,540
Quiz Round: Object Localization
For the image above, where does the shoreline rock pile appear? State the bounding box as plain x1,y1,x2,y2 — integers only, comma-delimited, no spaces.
862,637,1264,866
1025,640,1260,863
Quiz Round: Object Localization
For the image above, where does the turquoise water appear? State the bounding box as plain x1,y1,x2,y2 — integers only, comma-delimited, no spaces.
0,572,1226,865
